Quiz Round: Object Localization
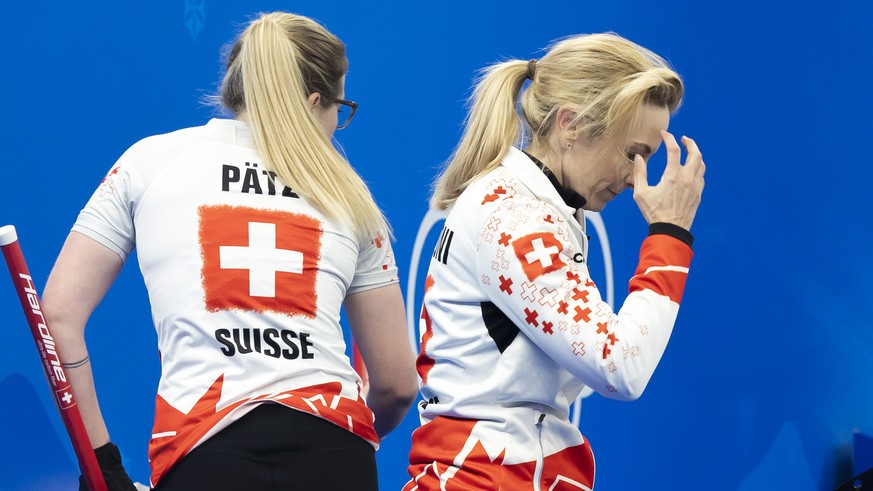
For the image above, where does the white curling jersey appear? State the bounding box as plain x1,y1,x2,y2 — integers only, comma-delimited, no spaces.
404,147,693,490
72,119,398,486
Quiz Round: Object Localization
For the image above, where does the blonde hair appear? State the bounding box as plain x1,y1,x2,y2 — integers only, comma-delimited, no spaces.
220,12,388,240
431,33,684,210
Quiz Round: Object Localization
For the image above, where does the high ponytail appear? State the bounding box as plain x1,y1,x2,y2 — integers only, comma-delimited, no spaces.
220,12,388,241
430,60,530,210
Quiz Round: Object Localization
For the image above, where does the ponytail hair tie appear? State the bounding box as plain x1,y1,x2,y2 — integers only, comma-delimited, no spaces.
526,59,538,81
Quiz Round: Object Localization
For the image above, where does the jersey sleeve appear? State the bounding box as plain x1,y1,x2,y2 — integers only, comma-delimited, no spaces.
475,195,693,401
71,159,137,262
347,232,399,295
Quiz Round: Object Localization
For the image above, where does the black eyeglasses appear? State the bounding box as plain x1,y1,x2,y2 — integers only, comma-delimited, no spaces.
334,98,358,130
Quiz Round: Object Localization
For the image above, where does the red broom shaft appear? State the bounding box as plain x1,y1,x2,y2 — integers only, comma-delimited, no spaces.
1,225,107,491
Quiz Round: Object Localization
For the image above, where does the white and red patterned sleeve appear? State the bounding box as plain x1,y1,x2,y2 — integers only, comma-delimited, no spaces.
475,195,693,400
348,232,399,295
72,153,140,262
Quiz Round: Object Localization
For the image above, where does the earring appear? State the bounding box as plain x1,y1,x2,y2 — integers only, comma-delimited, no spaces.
565,142,572,150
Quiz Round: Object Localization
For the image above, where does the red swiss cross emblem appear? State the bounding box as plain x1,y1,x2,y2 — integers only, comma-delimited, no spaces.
55,387,76,409
198,205,322,317
512,232,566,281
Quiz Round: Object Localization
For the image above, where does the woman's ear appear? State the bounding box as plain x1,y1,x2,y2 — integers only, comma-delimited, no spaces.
307,92,321,109
555,106,579,142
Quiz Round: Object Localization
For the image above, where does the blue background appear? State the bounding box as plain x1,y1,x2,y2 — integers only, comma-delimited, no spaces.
1,1,871,489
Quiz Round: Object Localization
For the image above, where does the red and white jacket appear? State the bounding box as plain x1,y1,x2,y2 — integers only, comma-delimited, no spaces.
405,147,693,490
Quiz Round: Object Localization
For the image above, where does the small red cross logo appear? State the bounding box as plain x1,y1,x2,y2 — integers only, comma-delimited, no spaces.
524,308,539,327
573,306,591,323
596,322,609,335
498,233,512,247
572,287,589,302
499,275,513,294
542,321,554,335
56,388,76,409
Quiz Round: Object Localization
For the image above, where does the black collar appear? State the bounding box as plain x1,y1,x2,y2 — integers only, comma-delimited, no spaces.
522,151,587,210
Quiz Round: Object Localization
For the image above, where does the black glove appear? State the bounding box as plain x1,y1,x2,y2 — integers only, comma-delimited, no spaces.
78,442,137,491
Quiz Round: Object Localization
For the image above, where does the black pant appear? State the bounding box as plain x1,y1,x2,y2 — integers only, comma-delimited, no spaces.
154,403,378,490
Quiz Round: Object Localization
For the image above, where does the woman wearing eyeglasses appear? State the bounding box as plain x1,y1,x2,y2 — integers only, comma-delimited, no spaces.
40,11,417,491
404,33,705,489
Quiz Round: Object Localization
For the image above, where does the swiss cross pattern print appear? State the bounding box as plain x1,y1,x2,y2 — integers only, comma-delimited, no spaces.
479,196,617,358
479,177,517,205
98,167,121,197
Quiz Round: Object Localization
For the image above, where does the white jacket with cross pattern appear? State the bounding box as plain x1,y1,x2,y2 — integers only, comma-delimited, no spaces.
415,146,693,443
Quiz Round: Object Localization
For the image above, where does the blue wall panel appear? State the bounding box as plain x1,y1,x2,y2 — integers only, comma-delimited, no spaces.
1,1,871,489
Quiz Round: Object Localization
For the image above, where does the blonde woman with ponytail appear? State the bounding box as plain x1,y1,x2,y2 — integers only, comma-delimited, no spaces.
40,11,416,491
405,33,705,489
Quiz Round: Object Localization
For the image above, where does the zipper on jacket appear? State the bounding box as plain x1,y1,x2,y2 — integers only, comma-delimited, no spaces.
533,413,546,491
